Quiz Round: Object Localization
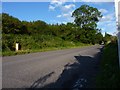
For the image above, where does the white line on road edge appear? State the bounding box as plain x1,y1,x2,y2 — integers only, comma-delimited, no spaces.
115,0,120,68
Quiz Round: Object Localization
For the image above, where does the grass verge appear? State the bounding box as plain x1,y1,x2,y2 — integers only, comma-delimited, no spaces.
96,42,120,88
2,43,92,56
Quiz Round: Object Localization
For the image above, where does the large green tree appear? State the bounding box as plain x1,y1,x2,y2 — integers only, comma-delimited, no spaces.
72,5,102,30
72,5,103,44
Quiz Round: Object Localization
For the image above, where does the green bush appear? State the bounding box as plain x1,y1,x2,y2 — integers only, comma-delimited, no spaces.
96,42,120,88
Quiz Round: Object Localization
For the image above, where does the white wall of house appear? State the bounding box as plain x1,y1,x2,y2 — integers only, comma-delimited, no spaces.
115,0,120,67
118,1,120,67
118,31,120,66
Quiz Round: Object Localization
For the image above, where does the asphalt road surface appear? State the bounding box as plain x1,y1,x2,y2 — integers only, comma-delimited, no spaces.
2,45,103,88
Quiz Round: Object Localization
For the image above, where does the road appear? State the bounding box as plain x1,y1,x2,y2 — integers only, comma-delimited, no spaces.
2,45,103,88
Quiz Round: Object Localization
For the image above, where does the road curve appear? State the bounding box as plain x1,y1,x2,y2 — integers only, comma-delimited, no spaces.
2,45,103,88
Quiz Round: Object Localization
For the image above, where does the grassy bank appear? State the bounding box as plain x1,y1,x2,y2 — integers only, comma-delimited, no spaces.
96,42,120,88
2,34,91,56
2,44,91,56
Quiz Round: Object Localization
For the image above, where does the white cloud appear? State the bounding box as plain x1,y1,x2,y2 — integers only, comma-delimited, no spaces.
63,13,69,17
51,0,62,5
49,0,75,11
80,0,114,2
98,19,116,36
62,21,67,24
50,1,75,23
49,5,55,11
73,0,76,2
56,13,69,18
50,0,67,7
57,15,62,17
61,4,75,13
100,13,115,22
107,23,113,26
64,4,75,9
56,10,74,22
99,9,108,14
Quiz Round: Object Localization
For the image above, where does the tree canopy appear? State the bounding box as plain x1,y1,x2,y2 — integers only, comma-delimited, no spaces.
72,5,102,30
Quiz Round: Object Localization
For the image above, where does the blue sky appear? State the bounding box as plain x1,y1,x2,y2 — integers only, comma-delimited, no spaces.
2,1,117,36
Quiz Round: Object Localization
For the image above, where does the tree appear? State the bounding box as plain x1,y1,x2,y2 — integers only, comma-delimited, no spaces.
95,32,103,44
72,5,102,30
104,32,112,44
72,5,103,44
0,14,2,32
2,13,28,34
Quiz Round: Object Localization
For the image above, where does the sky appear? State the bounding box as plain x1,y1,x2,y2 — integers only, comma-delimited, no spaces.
119,1,120,30
2,0,117,36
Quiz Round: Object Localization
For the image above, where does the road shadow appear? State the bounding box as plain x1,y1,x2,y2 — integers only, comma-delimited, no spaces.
30,47,103,89
30,72,54,88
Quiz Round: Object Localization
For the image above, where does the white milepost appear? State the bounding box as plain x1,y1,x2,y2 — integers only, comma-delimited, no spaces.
16,43,19,51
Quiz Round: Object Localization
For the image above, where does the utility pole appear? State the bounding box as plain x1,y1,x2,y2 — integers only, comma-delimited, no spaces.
115,0,120,67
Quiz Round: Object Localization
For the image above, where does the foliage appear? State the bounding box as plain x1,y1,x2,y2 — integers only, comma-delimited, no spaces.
95,32,103,44
96,42,120,88
72,5,103,44
103,32,117,44
72,5,102,30
2,5,106,56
